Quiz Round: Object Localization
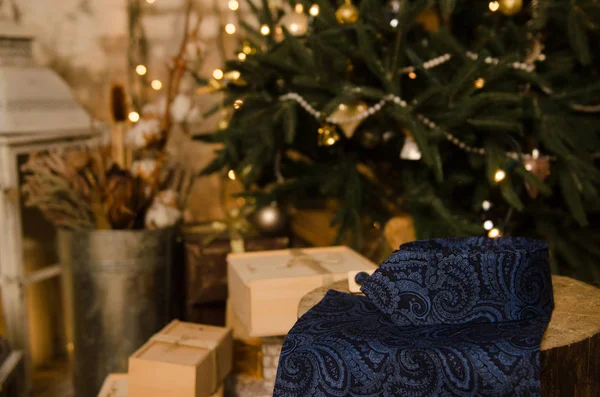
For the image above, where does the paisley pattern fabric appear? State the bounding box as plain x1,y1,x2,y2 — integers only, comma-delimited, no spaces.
274,237,553,397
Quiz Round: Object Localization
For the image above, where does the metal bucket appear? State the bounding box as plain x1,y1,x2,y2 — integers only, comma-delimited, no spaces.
58,227,174,397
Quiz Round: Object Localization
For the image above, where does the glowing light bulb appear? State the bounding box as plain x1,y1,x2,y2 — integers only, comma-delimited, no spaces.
494,170,506,182
525,163,533,171
488,228,502,238
489,1,500,11
128,111,140,123
532,148,540,159
228,0,239,11
238,53,247,61
260,24,270,36
233,99,243,109
484,220,494,231
228,170,236,180
309,4,320,16
243,45,252,54
213,69,224,80
136,65,147,76
151,80,162,90
482,200,492,211
408,72,417,79
390,19,399,28
474,78,485,89
146,0,155,3
225,23,236,34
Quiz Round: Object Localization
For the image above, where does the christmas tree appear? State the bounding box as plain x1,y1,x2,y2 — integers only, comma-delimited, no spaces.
196,0,600,282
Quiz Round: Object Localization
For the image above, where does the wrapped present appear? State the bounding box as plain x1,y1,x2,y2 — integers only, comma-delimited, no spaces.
98,374,128,397
228,246,377,337
226,300,264,379
261,337,284,382
183,223,289,305
129,320,232,397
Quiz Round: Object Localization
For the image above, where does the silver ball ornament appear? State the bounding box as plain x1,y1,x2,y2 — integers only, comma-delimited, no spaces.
252,204,288,235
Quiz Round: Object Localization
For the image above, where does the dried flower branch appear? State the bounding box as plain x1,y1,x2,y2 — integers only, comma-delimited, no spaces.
21,147,156,231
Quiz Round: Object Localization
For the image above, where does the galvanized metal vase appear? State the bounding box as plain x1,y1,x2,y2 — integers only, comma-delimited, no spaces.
58,227,175,397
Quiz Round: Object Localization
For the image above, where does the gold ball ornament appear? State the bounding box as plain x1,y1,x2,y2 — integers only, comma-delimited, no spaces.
498,0,523,16
329,101,368,139
317,124,341,147
336,0,359,24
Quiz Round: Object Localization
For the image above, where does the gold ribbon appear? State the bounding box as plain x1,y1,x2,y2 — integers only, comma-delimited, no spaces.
247,249,340,286
151,333,220,393
187,206,254,254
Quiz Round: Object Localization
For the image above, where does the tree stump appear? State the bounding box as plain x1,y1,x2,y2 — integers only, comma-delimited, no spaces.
298,275,600,397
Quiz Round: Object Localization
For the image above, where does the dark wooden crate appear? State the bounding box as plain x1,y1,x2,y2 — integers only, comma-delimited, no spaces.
183,229,289,306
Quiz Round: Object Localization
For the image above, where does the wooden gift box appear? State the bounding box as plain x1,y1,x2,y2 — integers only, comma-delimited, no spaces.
226,300,264,379
129,320,232,397
261,337,284,383
98,374,128,397
183,224,289,306
228,246,377,337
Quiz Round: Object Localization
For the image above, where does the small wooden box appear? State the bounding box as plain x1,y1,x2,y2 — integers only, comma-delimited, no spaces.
261,337,284,382
98,374,128,397
226,300,264,379
129,321,232,397
228,246,377,337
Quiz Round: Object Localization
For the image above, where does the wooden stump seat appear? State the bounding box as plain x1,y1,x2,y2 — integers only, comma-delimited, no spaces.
298,275,600,397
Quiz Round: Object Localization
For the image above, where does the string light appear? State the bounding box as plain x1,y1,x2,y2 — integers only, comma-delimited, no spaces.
390,19,399,28
488,228,502,238
489,1,500,11
494,170,506,182
474,78,485,89
213,69,224,80
532,148,540,159
408,72,417,79
151,80,162,90
233,99,244,109
309,4,320,16
484,220,494,231
228,170,236,180
238,53,247,61
225,23,236,34
242,45,253,54
260,24,271,35
228,0,239,11
136,65,147,76
525,163,534,171
128,111,140,123
482,200,492,211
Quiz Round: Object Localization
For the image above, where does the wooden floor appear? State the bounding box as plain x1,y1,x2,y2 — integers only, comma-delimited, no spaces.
32,362,73,397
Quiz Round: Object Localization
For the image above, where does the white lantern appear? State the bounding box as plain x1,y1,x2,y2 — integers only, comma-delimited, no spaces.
0,24,102,390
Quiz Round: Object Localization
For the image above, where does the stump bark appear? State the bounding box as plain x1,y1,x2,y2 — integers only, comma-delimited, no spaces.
298,275,600,397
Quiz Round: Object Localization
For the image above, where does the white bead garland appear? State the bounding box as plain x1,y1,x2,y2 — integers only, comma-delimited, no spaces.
400,51,544,75
280,92,489,155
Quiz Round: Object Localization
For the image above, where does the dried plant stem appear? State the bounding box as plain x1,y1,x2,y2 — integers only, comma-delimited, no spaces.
163,0,194,136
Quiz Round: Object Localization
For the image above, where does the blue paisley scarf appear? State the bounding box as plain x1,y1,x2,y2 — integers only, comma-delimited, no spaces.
274,237,554,396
